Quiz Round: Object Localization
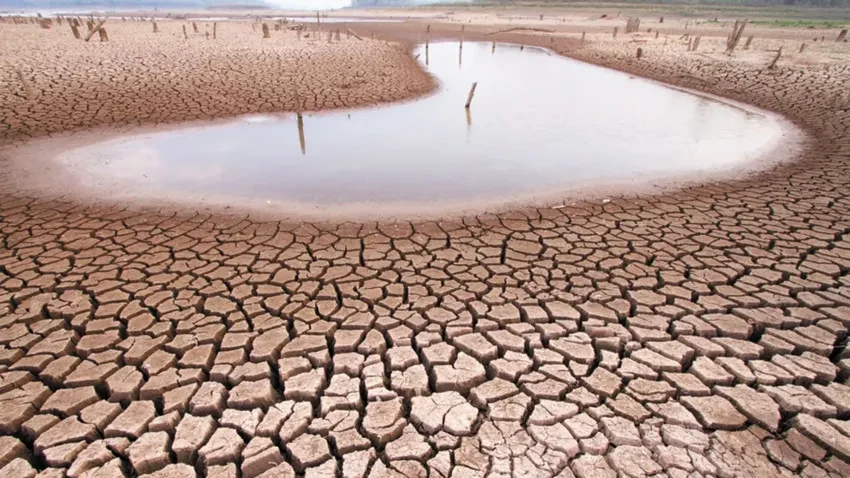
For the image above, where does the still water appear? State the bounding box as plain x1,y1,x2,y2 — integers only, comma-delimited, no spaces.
57,42,791,211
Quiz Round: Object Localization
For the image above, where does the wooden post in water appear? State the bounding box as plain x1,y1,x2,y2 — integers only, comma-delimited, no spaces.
297,113,306,155
262,23,270,38
70,22,80,39
316,11,320,32
464,82,477,108
768,47,782,69
492,40,496,53
460,24,464,49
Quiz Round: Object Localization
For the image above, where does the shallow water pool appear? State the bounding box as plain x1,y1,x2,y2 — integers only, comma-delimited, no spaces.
54,42,793,215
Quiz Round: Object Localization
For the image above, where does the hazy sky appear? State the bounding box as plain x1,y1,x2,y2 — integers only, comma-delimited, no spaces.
264,0,352,9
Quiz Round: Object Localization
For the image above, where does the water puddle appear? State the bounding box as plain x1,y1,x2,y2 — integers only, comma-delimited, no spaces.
42,42,797,217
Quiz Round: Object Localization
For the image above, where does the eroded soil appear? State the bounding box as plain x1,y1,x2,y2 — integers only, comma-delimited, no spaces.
0,16,849,478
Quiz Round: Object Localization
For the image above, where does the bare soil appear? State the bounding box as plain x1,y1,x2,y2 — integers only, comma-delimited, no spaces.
1,11,850,478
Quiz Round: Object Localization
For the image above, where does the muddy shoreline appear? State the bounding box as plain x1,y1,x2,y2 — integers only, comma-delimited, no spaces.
0,22,819,224
1,40,806,222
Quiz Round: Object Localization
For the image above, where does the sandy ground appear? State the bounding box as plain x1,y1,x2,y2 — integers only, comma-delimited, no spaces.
1,9,850,478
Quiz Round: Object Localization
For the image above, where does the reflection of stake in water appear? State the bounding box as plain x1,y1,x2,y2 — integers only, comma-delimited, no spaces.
296,113,306,155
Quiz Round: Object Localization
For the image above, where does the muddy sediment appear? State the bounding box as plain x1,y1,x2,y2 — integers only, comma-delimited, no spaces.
0,16,849,478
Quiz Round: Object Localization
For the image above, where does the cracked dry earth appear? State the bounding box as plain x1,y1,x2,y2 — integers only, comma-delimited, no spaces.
3,20,850,478
0,21,432,139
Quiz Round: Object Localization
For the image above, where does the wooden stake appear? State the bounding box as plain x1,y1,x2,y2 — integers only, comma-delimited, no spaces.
183,25,188,39
492,40,496,53
297,113,306,155
347,28,362,40
98,27,108,42
744,35,754,50
464,82,477,108
726,19,747,54
581,31,586,42
636,47,643,58
152,20,158,33
213,22,216,39
613,26,618,38
84,19,106,42
70,23,80,39
692,36,701,52
837,29,848,42
799,43,806,53
262,23,270,39
14,69,33,99
768,47,782,69
192,22,198,33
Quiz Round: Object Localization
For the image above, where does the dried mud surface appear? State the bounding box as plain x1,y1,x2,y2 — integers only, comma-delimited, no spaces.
1,16,850,478
0,21,433,141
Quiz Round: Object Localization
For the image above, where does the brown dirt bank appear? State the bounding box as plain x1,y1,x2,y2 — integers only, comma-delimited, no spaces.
0,20,434,142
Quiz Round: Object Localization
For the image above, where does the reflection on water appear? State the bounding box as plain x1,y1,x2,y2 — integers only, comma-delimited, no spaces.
59,42,789,207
